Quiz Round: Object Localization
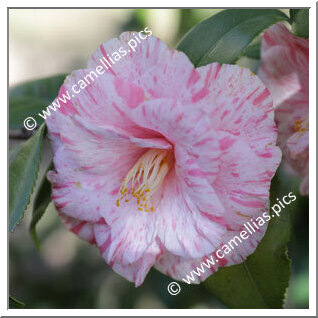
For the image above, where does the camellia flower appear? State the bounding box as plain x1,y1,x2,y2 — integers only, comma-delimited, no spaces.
259,23,309,195
46,32,281,286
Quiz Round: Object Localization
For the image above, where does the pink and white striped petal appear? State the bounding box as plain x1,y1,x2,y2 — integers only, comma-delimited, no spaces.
88,33,199,103
259,22,309,195
94,224,162,285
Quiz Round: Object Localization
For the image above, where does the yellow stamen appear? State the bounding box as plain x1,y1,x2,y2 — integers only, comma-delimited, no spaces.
116,149,171,212
294,117,309,133
235,211,249,218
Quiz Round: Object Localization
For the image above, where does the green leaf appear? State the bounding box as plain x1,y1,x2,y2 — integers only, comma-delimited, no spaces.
177,9,289,66
9,144,23,165
10,74,67,100
9,295,25,308
243,37,261,60
29,162,53,249
9,124,46,232
290,9,309,38
289,9,300,24
9,96,48,130
204,192,292,308
9,74,66,130
243,43,260,60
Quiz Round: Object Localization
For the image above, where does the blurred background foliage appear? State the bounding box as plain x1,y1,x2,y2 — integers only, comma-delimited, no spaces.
9,8,308,309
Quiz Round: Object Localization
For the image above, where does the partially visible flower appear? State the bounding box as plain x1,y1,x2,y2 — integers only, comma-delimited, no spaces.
46,32,281,286
259,23,309,195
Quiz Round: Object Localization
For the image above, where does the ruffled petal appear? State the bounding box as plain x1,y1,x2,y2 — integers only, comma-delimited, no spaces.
48,146,107,223
88,32,199,103
61,69,146,129
156,169,226,259
213,131,280,229
287,131,309,160
94,224,162,284
155,225,266,284
260,23,308,104
129,98,221,183
195,63,278,155
51,114,144,176
258,23,309,194
59,213,96,244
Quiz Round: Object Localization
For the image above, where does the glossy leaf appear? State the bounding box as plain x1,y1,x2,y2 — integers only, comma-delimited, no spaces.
9,124,46,232
9,295,25,308
289,9,300,24
29,162,53,249
177,9,289,66
9,96,48,129
204,179,292,308
10,74,66,100
290,9,309,38
9,74,66,130
243,37,261,60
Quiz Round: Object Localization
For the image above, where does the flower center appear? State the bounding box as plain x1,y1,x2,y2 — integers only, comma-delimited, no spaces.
116,149,171,212
294,116,309,133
